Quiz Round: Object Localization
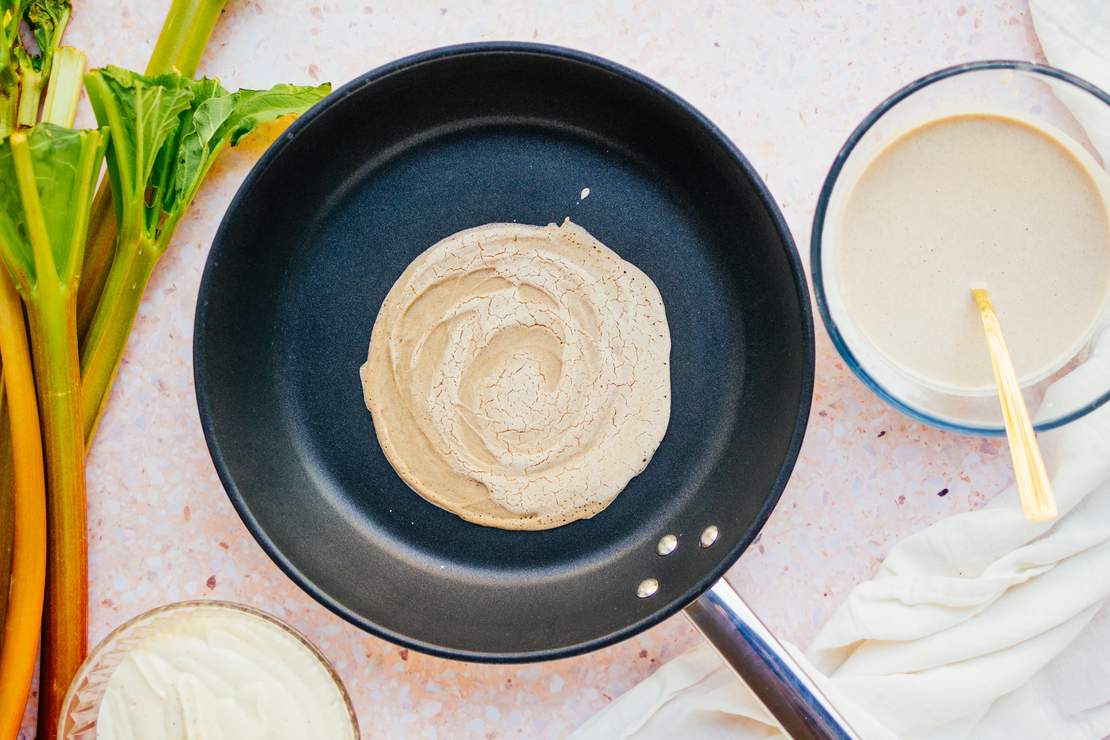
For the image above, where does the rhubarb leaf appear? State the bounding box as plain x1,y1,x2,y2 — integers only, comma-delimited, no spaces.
85,65,328,248
167,80,330,221
0,123,106,289
26,0,70,72
83,66,192,238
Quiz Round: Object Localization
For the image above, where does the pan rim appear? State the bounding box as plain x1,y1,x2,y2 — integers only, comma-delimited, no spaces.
193,40,815,663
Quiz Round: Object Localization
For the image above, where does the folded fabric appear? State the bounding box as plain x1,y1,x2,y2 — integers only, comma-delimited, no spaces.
572,330,1110,739
1029,0,1110,160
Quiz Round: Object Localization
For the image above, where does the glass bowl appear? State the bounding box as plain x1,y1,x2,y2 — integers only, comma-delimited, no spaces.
58,600,360,739
812,61,1110,435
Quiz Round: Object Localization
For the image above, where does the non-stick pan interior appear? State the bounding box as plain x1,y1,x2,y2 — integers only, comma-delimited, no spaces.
194,44,813,660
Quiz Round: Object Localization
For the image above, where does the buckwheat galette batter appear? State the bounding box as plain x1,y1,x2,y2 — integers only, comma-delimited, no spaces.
835,113,1110,391
360,220,671,530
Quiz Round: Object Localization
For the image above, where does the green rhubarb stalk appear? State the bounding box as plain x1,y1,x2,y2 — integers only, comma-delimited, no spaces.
146,0,226,79
81,67,328,440
0,93,13,140
24,249,82,740
0,121,106,737
14,68,40,127
75,187,115,335
40,44,83,127
76,0,228,338
79,228,158,438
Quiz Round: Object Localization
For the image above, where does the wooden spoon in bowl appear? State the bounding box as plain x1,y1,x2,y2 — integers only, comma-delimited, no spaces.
971,286,1057,521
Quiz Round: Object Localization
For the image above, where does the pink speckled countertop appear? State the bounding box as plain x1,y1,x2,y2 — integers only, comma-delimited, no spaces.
23,1,1042,737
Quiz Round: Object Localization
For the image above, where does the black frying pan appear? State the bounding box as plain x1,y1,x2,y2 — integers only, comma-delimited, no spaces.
194,43,853,738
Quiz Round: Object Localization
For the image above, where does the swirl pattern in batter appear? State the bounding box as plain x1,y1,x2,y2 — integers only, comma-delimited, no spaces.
360,220,671,530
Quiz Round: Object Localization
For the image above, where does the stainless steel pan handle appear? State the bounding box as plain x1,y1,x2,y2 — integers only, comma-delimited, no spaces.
685,579,859,740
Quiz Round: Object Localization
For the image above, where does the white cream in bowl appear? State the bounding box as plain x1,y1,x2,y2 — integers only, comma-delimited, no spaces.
86,603,356,740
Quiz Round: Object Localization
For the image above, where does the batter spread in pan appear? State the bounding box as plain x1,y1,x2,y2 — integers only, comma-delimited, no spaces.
360,220,671,530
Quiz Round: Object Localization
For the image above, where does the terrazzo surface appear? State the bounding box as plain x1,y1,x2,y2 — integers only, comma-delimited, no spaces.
24,0,1045,736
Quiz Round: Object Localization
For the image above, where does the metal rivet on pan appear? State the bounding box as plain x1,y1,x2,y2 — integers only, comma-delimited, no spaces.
656,534,678,556
700,525,719,548
637,578,659,598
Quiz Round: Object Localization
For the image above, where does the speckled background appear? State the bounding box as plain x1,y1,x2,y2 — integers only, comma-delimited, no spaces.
21,1,1043,737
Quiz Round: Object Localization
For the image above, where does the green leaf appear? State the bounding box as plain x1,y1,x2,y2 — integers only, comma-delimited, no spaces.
0,123,105,290
218,82,331,146
26,0,70,73
166,80,329,221
83,65,193,239
4,0,71,75
0,144,27,277
160,75,225,224
85,63,329,250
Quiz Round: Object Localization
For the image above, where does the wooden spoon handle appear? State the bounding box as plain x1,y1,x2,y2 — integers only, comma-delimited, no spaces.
972,288,1057,521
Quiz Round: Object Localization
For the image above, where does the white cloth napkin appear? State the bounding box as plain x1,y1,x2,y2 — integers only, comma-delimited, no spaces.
1029,0,1110,161
573,4,1110,736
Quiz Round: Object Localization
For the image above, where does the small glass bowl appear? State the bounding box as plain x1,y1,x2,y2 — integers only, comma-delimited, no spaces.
58,600,360,739
812,61,1110,435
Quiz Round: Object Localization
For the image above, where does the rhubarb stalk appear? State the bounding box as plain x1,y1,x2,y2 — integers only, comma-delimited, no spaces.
0,5,82,732
0,397,10,666
0,120,107,736
0,268,45,740
146,0,226,79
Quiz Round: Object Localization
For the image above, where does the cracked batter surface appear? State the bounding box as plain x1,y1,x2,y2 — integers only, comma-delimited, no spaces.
360,220,671,530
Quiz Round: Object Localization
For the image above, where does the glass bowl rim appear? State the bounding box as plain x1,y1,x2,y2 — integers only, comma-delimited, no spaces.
58,599,361,739
811,59,1110,437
